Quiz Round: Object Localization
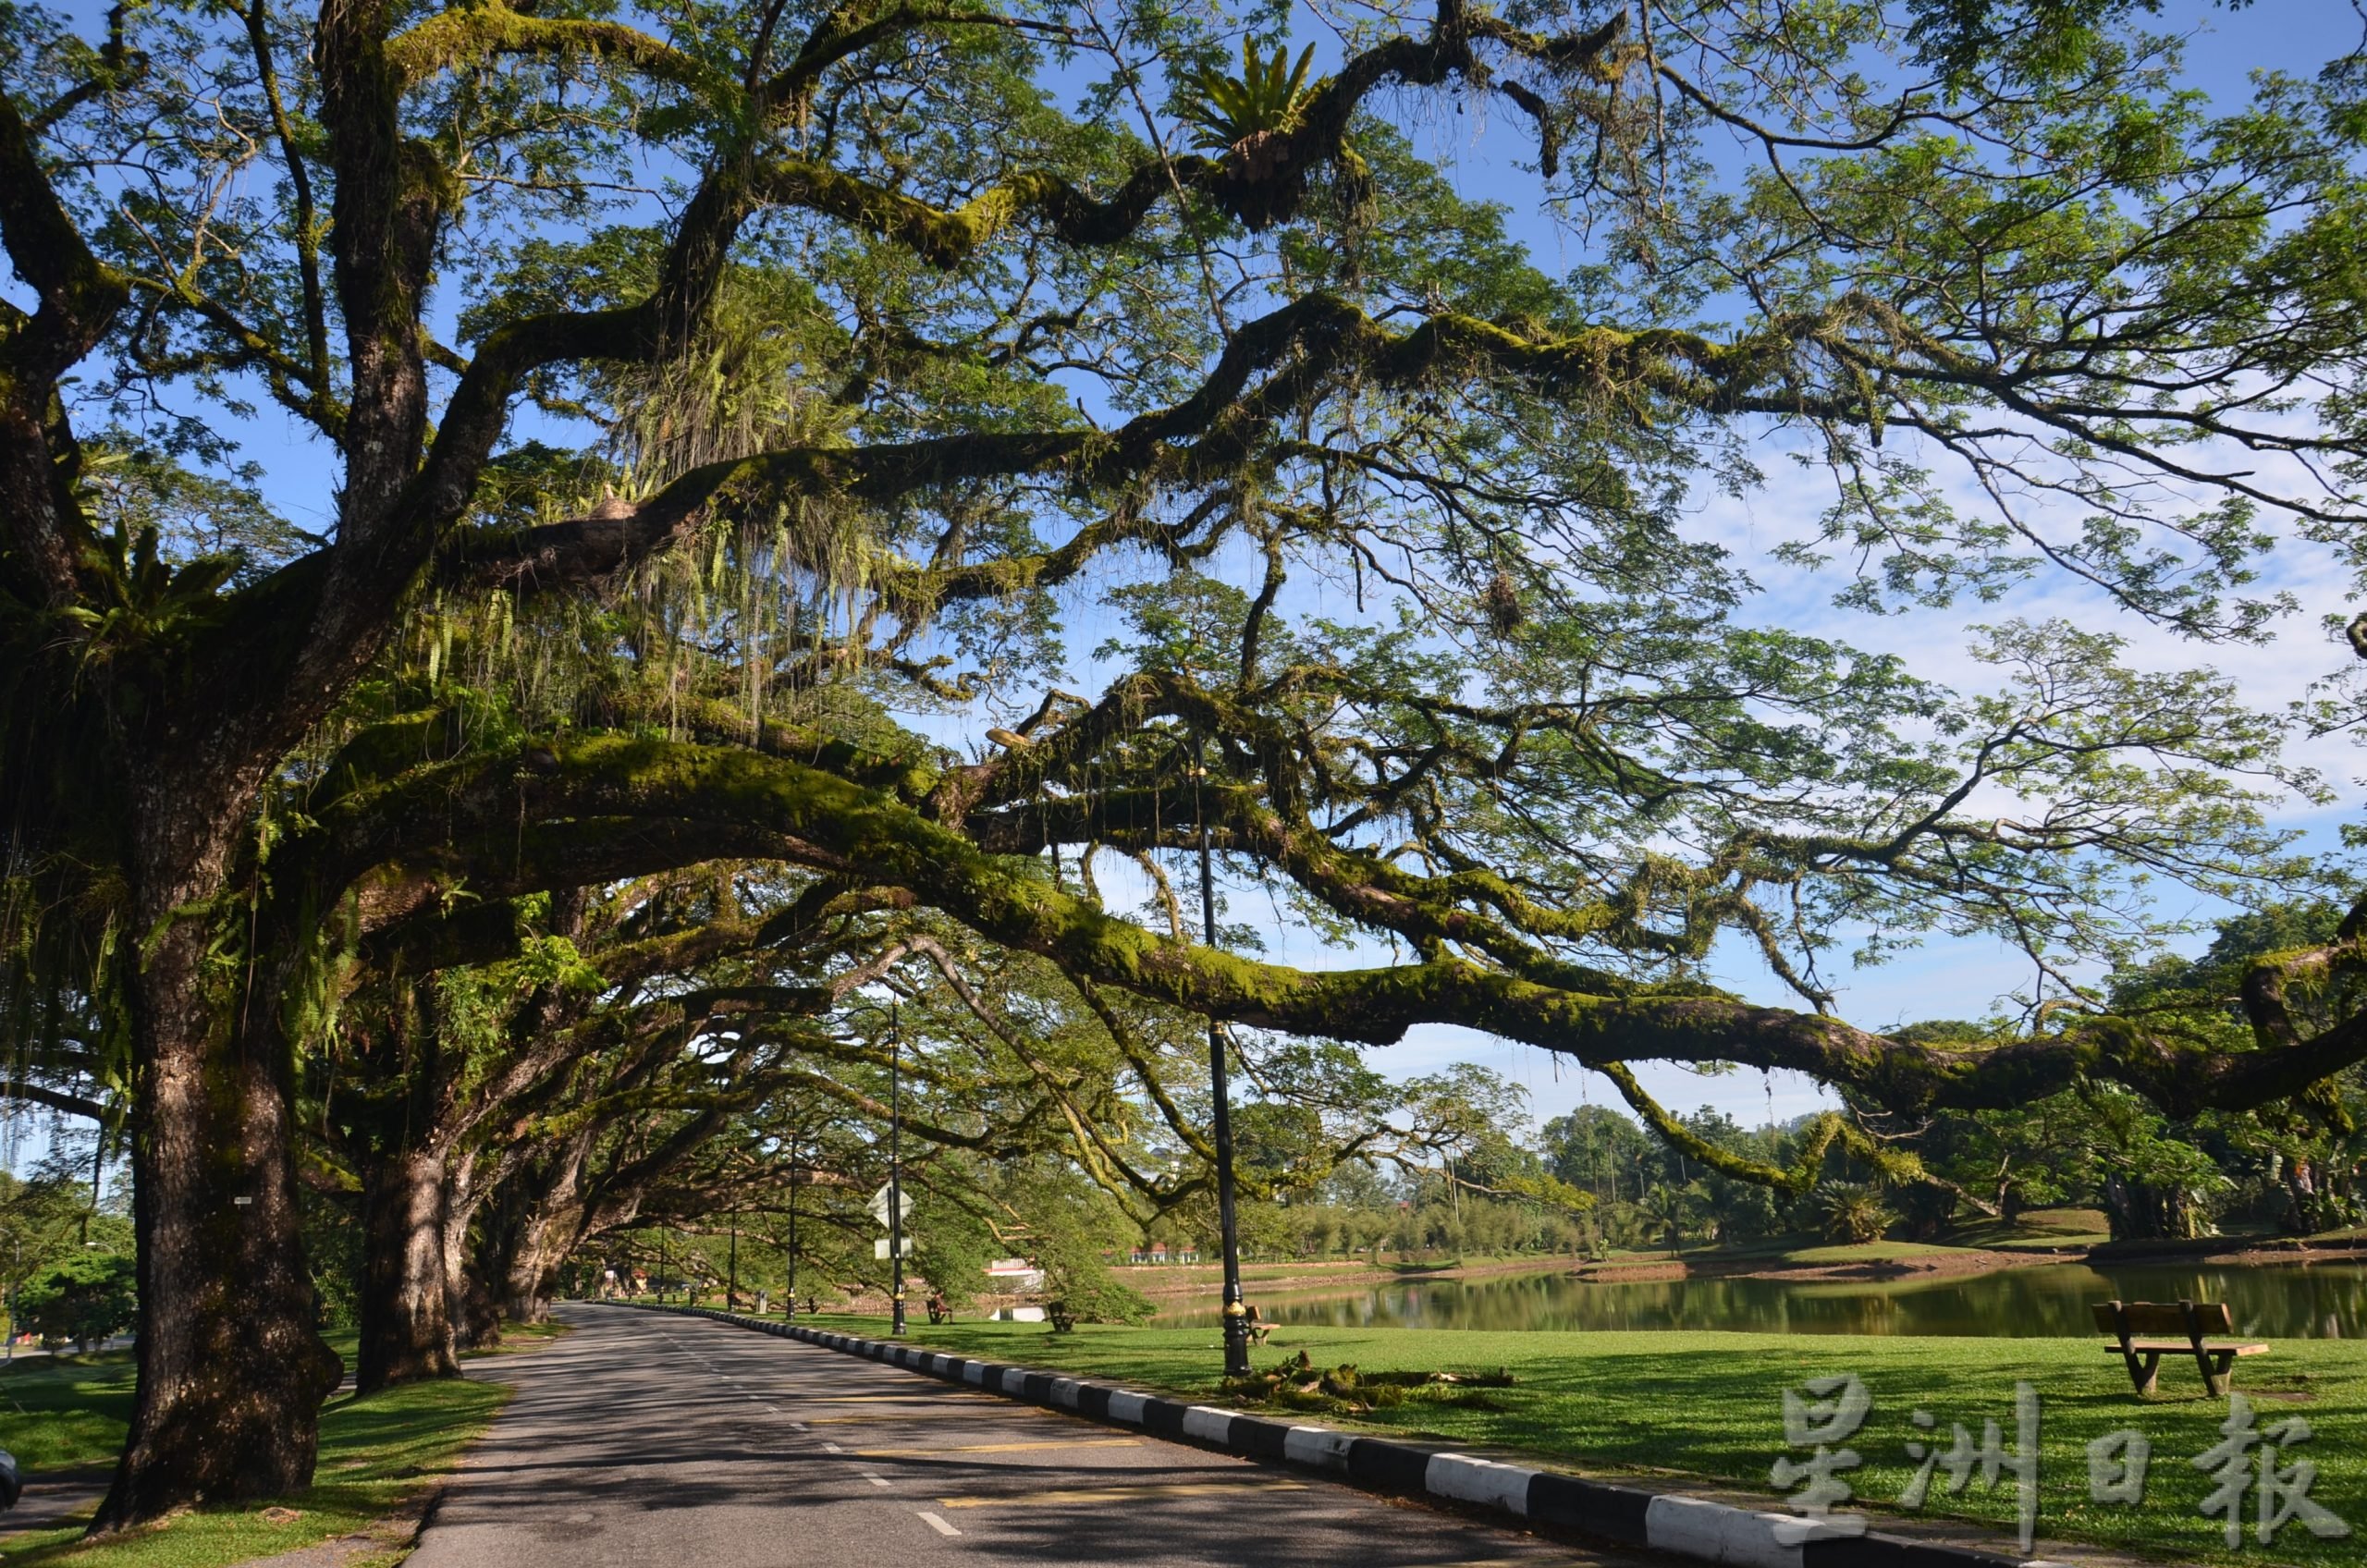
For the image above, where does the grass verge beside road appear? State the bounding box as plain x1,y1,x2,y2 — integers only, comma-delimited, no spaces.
0,1326,557,1568
780,1312,2367,1566
0,1354,135,1474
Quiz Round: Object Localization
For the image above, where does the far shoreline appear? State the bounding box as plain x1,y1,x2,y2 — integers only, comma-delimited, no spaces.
1111,1231,2367,1300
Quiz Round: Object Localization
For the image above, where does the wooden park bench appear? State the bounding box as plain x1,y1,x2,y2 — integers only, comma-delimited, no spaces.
2092,1299,2268,1396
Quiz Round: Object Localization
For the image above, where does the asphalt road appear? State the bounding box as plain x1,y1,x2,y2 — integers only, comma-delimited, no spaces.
408,1304,1671,1568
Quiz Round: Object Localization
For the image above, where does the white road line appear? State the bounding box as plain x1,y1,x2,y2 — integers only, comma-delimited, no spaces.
916,1512,961,1537
791,1421,809,1430
865,1474,893,1488
823,1442,842,1452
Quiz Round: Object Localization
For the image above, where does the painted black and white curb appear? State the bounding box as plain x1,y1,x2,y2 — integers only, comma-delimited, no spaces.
610,1303,2078,1568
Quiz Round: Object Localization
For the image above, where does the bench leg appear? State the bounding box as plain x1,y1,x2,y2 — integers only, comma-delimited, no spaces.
2125,1350,2161,1396
2205,1352,2235,1397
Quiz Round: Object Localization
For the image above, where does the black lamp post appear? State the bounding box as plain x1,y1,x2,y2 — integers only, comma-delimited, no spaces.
1195,738,1252,1378
786,1139,798,1321
889,1002,906,1338
727,1214,739,1310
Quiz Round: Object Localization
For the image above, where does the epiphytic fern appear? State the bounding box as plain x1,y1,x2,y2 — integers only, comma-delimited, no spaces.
1179,38,1320,153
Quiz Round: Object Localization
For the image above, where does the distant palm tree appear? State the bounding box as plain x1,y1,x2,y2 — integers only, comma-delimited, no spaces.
1634,1183,1695,1253
1815,1182,1898,1244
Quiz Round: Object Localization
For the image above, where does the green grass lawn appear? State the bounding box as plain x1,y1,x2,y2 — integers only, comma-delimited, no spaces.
464,1318,573,1355
0,1328,538,1568
791,1313,2367,1566
1769,1240,1981,1265
0,1353,137,1473
1948,1208,2116,1253
1581,1238,2017,1270
1579,1215,2121,1270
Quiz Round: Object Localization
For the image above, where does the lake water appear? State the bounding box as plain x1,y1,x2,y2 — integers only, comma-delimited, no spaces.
1152,1260,2367,1339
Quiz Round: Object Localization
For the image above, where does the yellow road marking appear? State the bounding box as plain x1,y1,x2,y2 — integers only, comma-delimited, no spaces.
796,1407,1058,1426
937,1479,1307,1510
801,1394,1003,1404
853,1438,1141,1458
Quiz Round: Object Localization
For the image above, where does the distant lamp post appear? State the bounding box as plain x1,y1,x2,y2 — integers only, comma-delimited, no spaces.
889,1002,907,1338
786,1140,798,1321
1194,737,1252,1378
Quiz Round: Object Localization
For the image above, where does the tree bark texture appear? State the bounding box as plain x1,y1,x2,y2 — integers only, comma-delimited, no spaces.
441,1150,503,1350
94,809,342,1528
501,1205,581,1326
479,1142,590,1328
356,1144,459,1391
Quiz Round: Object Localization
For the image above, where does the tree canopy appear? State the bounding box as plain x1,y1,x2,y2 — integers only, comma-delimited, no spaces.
7,0,2367,1528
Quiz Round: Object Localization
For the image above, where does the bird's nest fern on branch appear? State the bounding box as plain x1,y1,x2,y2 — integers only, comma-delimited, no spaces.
1180,39,1321,161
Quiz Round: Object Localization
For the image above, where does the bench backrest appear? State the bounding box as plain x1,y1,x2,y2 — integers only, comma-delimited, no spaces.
2091,1299,2234,1337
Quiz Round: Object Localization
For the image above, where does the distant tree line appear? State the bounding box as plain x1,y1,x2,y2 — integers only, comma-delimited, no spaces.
1168,904,2367,1260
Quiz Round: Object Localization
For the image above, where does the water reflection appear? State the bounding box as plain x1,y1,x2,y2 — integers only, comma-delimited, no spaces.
1153,1261,2367,1338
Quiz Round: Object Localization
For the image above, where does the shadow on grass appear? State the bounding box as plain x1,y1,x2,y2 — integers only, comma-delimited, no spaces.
460,1319,575,1360
1,1374,509,1568
816,1315,2367,1566
0,1354,138,1474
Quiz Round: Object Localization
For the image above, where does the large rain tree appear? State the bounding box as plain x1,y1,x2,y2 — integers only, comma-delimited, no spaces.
8,0,2367,1527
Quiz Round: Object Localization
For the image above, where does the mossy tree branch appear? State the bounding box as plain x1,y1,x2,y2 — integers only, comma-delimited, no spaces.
0,82,128,606
287,731,2367,1126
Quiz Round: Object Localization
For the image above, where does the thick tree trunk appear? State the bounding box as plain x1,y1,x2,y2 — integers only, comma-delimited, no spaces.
2102,1174,2211,1242
357,1145,459,1392
344,980,465,1390
447,1210,503,1352
474,1131,595,1328
503,1207,581,1325
94,893,342,1530
456,1273,504,1347
472,1183,581,1329
441,1151,503,1350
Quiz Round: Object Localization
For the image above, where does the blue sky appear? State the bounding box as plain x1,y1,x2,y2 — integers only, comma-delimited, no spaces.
1009,1,2367,1134
11,0,2367,1162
